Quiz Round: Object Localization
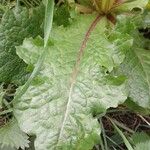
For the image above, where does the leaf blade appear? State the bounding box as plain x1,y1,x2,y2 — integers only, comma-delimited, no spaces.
14,14,130,149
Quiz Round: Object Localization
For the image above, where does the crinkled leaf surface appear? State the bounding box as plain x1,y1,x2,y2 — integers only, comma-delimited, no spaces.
0,5,44,84
118,47,150,108
0,119,29,149
115,15,150,109
13,14,131,149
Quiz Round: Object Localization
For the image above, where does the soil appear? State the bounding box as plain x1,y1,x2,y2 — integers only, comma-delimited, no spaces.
93,107,150,150
103,109,150,134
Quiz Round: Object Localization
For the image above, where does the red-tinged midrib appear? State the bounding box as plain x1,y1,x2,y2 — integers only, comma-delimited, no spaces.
56,14,103,147
70,14,103,84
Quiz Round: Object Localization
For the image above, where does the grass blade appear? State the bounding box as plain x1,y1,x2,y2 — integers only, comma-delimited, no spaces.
99,118,108,150
13,0,54,102
110,119,134,150
44,0,54,47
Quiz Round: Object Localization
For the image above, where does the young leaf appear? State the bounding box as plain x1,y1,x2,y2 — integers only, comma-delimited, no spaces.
13,14,131,149
0,119,29,149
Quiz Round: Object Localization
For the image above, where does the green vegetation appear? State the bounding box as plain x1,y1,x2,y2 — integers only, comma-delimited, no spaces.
0,0,150,150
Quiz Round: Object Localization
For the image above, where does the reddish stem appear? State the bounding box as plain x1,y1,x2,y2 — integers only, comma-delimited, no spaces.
107,14,117,24
70,15,102,84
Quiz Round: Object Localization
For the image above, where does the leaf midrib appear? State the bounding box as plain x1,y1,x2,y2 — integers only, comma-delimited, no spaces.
55,14,102,147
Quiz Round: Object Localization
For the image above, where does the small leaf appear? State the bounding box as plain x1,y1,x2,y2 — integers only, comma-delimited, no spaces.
0,119,29,149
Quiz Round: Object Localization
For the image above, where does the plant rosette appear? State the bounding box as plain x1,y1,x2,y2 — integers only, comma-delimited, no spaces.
12,0,149,150
75,0,148,23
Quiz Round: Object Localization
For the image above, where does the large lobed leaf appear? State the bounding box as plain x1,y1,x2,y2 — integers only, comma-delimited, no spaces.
13,14,132,149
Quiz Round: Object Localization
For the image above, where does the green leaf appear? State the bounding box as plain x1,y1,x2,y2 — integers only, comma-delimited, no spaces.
117,47,150,108
124,98,150,115
13,0,54,102
114,14,150,109
0,146,17,150
116,0,148,12
13,14,130,149
134,141,150,150
131,132,150,145
0,5,44,84
54,5,71,27
131,132,150,150
0,119,29,149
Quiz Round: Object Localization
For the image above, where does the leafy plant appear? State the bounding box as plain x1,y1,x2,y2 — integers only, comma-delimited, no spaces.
0,0,150,150
0,3,44,84
0,119,29,149
11,0,149,149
